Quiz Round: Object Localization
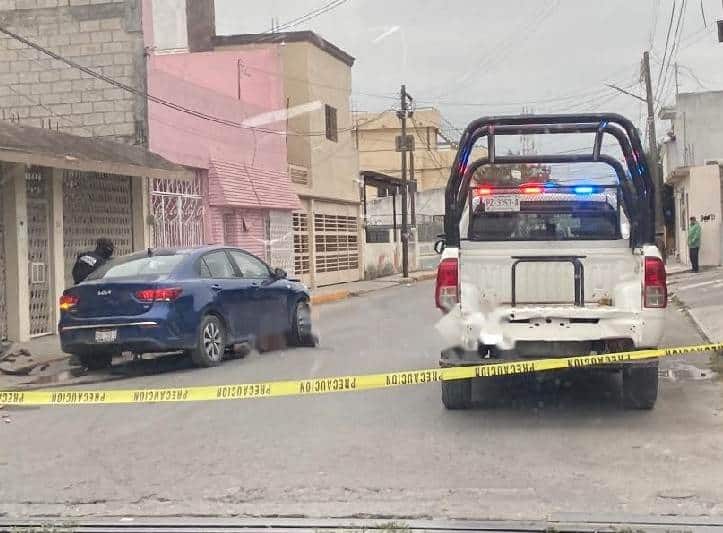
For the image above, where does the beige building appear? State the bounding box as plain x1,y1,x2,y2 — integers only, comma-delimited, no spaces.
215,31,362,287
660,91,723,267
354,108,487,194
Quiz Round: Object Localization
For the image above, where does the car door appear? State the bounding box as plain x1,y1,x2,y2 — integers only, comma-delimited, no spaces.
198,250,255,342
228,250,289,337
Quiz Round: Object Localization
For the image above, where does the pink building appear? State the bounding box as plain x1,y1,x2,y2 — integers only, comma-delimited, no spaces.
141,0,299,271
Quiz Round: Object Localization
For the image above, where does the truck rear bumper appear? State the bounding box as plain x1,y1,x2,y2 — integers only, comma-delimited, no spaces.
435,304,666,354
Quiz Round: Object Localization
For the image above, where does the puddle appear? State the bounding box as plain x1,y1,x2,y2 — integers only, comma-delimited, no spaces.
660,362,717,382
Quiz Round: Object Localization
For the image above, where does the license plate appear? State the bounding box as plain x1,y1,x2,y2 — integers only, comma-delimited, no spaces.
483,195,520,212
95,329,117,343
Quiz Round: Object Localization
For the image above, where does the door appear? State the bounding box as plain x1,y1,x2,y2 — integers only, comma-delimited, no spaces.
199,250,254,342
26,167,52,337
228,250,288,337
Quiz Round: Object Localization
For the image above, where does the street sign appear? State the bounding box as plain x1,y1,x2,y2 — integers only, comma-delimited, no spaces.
395,134,415,152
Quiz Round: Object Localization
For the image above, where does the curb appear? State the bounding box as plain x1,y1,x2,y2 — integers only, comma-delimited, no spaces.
412,271,437,282
310,290,350,305
671,294,716,344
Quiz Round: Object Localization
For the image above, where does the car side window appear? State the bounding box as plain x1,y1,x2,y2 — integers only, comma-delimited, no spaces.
201,251,236,279
229,250,270,279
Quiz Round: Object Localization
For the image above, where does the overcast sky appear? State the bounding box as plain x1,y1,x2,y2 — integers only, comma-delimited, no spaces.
215,0,722,170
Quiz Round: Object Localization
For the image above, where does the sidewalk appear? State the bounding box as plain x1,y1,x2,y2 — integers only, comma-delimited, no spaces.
667,260,723,343
0,269,437,386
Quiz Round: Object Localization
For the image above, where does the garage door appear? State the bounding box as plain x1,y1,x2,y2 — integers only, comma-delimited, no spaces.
62,171,133,287
313,205,360,286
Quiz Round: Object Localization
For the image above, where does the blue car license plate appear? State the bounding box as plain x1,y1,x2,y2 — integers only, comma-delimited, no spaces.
95,329,117,343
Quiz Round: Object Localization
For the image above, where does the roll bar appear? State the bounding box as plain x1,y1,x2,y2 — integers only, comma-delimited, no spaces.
443,113,655,248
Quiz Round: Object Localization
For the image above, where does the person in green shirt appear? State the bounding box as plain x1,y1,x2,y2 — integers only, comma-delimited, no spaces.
688,216,702,272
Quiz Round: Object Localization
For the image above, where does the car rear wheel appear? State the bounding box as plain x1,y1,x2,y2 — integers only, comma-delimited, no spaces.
289,300,316,347
441,378,472,409
191,315,226,367
78,350,114,371
622,362,658,410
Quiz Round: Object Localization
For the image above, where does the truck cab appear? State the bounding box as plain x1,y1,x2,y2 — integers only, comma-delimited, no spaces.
434,114,666,410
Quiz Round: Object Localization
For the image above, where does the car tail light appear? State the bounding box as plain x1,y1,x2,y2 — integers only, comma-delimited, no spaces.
435,258,459,311
59,294,79,311
643,256,667,308
135,287,183,302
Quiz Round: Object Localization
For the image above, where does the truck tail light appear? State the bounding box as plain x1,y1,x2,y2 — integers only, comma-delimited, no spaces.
59,294,79,311
135,287,183,302
435,258,459,311
643,256,667,308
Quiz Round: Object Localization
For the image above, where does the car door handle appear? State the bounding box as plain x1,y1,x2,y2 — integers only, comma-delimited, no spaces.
211,284,223,291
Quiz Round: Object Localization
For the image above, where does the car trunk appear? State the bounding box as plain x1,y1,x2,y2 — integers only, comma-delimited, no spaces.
69,281,159,318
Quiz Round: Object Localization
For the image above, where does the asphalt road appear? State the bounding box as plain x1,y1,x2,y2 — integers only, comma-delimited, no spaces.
1,281,722,521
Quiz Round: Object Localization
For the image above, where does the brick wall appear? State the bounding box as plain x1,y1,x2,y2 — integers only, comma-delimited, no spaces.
0,0,146,144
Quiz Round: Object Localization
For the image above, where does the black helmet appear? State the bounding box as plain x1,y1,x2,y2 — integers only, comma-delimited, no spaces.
96,238,114,258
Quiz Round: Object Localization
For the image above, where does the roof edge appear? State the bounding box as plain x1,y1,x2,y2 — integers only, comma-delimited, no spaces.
212,31,355,67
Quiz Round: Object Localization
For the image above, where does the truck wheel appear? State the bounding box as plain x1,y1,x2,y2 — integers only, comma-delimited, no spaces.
441,378,472,410
622,362,658,410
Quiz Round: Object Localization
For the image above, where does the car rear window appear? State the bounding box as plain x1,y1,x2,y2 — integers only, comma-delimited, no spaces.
87,254,185,280
469,193,621,242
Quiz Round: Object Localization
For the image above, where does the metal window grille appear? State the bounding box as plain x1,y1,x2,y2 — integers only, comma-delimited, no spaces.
293,212,310,275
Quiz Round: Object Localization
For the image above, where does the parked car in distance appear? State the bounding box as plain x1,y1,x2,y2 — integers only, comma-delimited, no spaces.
58,245,315,370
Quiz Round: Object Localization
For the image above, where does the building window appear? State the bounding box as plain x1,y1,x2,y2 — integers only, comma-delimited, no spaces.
325,104,338,142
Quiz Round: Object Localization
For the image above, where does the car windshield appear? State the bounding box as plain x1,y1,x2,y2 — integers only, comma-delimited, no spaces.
1,1,722,530
86,254,184,280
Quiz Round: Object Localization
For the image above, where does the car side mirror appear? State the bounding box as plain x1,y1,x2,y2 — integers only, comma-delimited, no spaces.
272,267,287,279
434,239,446,255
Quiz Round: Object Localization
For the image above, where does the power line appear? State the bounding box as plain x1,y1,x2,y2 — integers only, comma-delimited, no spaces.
656,0,678,90
273,0,350,33
0,24,369,138
656,0,687,104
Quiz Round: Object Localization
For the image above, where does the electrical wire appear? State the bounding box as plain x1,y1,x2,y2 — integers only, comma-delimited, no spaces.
0,24,375,138
656,0,678,91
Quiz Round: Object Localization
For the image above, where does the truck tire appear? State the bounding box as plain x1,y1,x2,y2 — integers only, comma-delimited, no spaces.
622,362,658,410
441,378,472,410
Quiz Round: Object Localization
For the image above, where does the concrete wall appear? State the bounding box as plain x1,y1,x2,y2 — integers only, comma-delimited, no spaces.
0,0,146,144
366,187,445,225
664,91,723,170
363,228,419,280
674,164,722,267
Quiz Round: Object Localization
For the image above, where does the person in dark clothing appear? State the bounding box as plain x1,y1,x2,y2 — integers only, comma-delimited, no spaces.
72,238,114,284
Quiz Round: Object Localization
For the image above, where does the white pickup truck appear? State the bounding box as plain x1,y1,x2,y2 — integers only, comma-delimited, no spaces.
434,114,666,410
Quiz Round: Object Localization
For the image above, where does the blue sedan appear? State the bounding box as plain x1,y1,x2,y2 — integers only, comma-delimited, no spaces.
58,246,314,370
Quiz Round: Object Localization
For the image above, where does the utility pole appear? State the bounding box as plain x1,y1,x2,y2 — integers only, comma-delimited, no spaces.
397,84,413,278
641,51,665,250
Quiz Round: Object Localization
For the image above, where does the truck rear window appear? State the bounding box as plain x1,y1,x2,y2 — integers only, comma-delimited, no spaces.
469,197,620,242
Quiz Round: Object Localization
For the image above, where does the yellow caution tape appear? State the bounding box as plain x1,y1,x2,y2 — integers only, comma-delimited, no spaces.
0,343,720,407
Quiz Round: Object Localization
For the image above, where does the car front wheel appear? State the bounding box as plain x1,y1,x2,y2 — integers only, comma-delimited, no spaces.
289,300,316,347
191,315,226,367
